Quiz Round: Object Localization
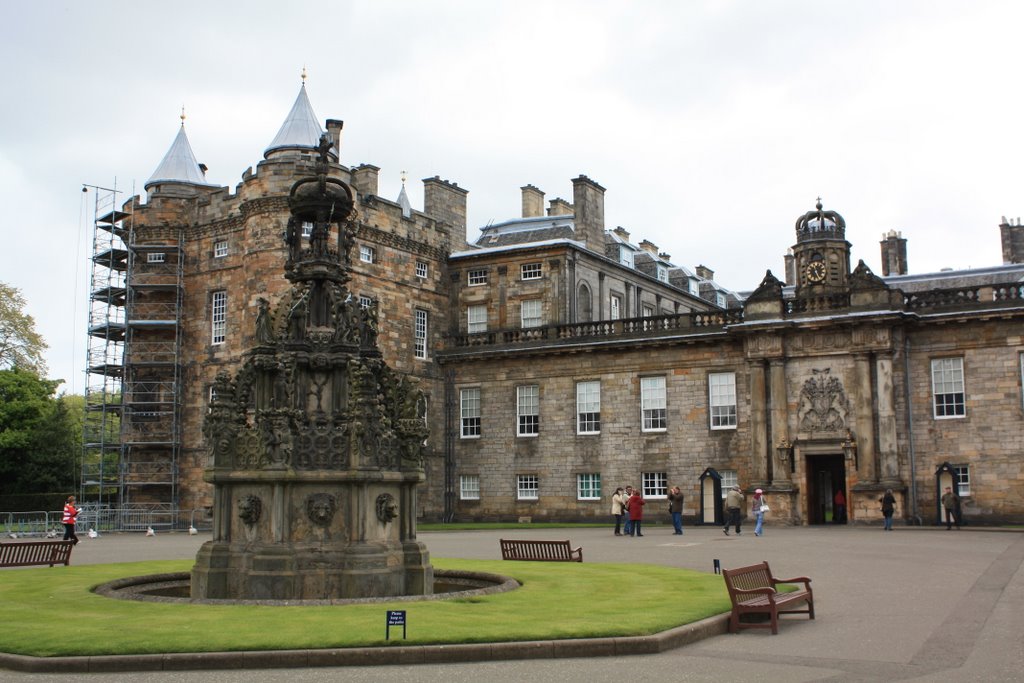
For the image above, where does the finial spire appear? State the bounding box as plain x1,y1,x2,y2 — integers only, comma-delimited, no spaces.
400,170,408,185
180,105,186,126
301,66,307,85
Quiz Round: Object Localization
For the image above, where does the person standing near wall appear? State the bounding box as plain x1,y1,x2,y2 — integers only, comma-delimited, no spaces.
942,486,961,530
62,495,80,545
667,486,684,535
723,485,744,536
880,488,896,531
622,485,634,536
611,487,627,536
834,488,847,524
628,488,645,537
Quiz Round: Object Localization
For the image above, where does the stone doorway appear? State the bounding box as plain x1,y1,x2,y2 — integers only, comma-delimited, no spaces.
806,454,846,524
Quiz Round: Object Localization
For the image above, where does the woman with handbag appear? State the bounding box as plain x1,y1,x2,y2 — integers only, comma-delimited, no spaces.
752,488,768,537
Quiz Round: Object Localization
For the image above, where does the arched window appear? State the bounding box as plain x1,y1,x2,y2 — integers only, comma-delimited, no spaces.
577,282,593,322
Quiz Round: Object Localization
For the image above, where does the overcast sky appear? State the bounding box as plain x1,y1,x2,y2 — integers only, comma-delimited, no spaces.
2,0,1022,393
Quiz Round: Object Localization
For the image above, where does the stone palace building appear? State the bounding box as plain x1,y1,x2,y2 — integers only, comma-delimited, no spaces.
83,78,1024,527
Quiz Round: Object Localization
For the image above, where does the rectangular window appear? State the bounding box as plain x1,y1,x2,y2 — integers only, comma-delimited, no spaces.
468,269,488,286
520,299,542,328
610,294,621,320
641,376,667,431
576,381,601,434
932,358,966,418
414,309,428,359
719,470,737,498
657,265,668,282
619,246,634,268
953,465,970,496
517,385,540,436
716,292,727,307
517,474,539,500
460,388,481,438
689,279,700,296
213,240,228,258
642,472,667,498
358,295,373,310
709,372,737,429
147,252,166,264
467,305,487,333
211,290,227,345
577,473,601,500
642,304,655,318
359,245,375,263
460,475,480,500
301,221,314,237
415,261,429,279
521,262,542,280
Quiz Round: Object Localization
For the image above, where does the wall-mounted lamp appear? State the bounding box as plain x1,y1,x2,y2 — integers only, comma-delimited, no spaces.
842,430,858,468
776,438,792,464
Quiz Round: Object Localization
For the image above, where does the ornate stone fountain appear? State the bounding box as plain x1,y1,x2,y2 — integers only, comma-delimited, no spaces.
192,136,432,600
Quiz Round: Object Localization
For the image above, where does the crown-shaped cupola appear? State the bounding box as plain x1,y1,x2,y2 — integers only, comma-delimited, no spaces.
792,199,852,291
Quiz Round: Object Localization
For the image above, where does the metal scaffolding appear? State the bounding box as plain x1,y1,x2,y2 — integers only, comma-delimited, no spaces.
81,183,184,514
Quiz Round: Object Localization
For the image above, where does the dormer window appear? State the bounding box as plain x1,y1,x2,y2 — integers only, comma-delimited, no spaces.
656,265,668,282
689,279,699,296
619,246,634,268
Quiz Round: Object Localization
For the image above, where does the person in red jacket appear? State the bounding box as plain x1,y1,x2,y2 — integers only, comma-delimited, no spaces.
62,495,80,544
628,489,646,537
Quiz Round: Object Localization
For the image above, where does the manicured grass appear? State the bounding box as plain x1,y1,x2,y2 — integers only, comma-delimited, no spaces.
0,559,730,657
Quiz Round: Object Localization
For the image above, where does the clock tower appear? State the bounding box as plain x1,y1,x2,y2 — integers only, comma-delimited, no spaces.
793,199,851,292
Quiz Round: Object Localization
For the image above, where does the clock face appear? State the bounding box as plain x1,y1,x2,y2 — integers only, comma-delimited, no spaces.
805,260,826,283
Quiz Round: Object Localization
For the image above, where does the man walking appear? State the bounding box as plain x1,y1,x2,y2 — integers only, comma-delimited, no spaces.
942,486,961,530
723,485,744,536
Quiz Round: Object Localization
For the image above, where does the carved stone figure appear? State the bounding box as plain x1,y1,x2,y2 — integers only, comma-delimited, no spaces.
376,493,399,524
797,368,850,432
306,492,337,527
237,495,262,526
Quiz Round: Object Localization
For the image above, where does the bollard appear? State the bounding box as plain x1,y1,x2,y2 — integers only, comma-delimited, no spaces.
713,558,721,574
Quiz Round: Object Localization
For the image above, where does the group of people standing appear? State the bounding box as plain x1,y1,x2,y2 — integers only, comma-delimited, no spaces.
612,484,770,537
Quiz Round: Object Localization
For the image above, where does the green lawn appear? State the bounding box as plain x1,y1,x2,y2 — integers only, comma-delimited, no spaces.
0,559,730,657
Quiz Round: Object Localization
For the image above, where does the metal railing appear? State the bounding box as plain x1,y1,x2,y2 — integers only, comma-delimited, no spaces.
1,509,210,537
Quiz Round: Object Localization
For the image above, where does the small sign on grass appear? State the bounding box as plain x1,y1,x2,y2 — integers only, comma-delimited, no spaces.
386,609,406,640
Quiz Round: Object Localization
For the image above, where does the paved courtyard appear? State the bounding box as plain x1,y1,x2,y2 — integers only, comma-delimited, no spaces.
3,522,1022,682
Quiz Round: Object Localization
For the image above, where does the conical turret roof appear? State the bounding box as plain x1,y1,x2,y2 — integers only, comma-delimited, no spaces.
264,82,327,159
145,119,213,189
397,182,413,218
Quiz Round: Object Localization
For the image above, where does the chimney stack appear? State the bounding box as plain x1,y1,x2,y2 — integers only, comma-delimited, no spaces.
548,197,573,216
423,177,468,233
521,185,545,218
695,265,714,281
571,175,606,252
880,230,908,275
350,164,380,198
326,119,344,159
1000,217,1024,264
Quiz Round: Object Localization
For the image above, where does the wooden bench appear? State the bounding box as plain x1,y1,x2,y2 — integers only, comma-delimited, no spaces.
0,540,75,568
500,539,582,562
722,561,814,634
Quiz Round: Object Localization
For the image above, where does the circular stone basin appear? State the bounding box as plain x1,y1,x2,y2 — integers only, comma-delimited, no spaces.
94,569,519,605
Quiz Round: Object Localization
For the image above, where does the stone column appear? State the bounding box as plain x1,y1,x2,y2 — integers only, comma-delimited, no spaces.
748,360,769,487
597,272,606,320
853,353,877,482
769,358,791,485
876,354,900,484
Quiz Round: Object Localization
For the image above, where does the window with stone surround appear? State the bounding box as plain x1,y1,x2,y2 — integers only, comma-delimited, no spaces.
642,472,667,498
467,305,487,334
521,262,542,280
576,381,601,434
610,294,622,320
709,372,737,429
414,309,428,359
211,290,226,345
517,384,540,436
719,470,737,498
468,268,488,286
619,246,634,268
577,473,601,500
359,245,375,263
147,252,166,264
213,240,228,258
520,299,542,328
301,221,313,237
460,474,480,500
657,265,668,282
415,261,429,279
460,388,481,438
641,376,667,431
931,357,966,418
954,465,970,496
517,474,539,500
358,295,373,310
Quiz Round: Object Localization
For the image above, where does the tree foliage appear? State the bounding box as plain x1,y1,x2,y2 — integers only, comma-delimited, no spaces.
0,369,79,497
0,282,47,374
